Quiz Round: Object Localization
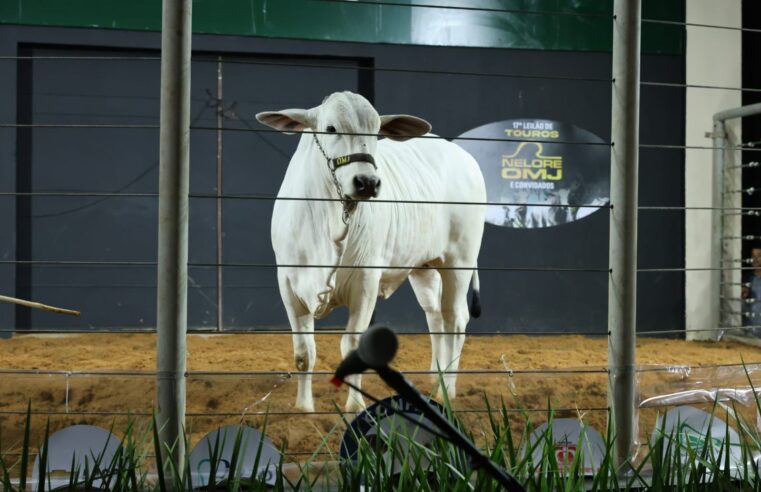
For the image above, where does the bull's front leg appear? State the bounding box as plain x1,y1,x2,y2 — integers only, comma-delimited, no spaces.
342,273,381,413
279,277,317,412
292,313,316,412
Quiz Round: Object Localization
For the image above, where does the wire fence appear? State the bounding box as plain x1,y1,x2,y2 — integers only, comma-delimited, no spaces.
1,6,759,440
1,42,757,336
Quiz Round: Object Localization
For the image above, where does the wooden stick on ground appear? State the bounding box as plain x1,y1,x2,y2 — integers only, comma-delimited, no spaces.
0,294,81,316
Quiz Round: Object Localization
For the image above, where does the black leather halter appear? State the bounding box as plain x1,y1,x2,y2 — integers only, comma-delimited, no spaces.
331,152,376,171
313,133,378,224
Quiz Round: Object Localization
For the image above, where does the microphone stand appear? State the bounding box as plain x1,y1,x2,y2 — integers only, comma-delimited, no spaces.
373,366,525,492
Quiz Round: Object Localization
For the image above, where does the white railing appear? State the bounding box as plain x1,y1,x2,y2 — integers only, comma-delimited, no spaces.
714,103,761,340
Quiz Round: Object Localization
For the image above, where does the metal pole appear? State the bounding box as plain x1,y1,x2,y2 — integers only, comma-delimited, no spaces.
216,56,224,332
608,0,640,469
156,0,192,476
714,102,761,122
711,120,725,338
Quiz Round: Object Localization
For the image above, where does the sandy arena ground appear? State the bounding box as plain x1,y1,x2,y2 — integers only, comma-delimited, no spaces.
1,333,760,461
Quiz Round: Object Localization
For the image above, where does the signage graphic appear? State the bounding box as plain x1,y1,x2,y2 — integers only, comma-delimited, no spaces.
454,119,610,228
653,406,744,476
524,419,606,475
188,425,280,488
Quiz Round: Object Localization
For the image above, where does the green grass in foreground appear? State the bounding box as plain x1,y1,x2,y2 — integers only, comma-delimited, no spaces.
2,391,761,490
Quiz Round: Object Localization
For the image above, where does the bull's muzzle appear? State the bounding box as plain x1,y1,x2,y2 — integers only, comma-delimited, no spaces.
353,174,381,199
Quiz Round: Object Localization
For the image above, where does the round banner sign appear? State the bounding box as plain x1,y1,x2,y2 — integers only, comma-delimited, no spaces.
454,119,610,228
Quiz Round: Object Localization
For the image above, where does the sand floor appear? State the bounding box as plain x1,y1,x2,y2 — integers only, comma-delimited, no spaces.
1,333,760,460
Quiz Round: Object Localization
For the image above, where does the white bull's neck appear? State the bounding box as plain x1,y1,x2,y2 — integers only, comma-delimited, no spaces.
280,134,351,235
288,134,344,206
273,133,357,317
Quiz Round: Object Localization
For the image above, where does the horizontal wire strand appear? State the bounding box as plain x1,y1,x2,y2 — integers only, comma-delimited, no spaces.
0,260,610,273
0,12,749,35
0,55,614,84
642,142,761,152
0,407,611,418
0,328,607,336
1,327,753,337
315,0,761,38
0,367,609,376
0,259,749,272
641,17,761,34
2,55,759,93
4,192,761,212
726,161,759,169
639,266,755,272
0,123,158,129
4,122,757,152
309,0,612,17
5,192,761,213
0,191,612,209
308,0,761,35
641,81,761,93
1,356,758,378
2,124,612,147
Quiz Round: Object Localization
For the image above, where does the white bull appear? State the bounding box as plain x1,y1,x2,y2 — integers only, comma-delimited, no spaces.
256,92,486,412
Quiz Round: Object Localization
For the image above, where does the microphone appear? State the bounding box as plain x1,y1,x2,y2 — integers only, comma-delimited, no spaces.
331,325,526,491
331,325,398,386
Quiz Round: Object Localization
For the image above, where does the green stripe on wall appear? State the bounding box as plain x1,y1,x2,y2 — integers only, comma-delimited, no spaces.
0,0,683,54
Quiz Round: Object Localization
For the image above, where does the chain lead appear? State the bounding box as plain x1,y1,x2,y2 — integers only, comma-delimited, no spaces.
313,133,357,225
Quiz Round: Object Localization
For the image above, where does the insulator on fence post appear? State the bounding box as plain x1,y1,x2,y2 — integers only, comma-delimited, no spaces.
608,0,641,471
156,0,192,481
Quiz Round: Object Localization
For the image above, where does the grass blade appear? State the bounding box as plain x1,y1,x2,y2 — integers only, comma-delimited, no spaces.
152,413,166,492
19,401,31,492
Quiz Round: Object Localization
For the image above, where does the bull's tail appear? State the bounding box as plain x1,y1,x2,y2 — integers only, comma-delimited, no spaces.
469,268,482,318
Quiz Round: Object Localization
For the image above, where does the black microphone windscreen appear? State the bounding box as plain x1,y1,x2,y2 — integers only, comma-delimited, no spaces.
332,349,368,386
357,325,398,369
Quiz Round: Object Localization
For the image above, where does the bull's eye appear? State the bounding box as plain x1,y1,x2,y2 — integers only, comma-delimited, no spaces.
326,125,337,134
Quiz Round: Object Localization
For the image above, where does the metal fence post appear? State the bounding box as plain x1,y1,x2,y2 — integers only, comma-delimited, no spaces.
711,120,725,338
608,0,641,469
156,0,192,475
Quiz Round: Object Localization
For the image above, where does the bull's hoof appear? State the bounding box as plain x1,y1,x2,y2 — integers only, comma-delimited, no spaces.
430,371,444,384
294,400,315,413
435,385,457,403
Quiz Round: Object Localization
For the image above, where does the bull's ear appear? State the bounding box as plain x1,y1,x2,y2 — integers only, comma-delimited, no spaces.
255,108,316,134
379,114,432,141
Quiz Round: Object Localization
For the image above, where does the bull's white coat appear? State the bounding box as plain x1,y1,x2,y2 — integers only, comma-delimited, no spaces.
257,92,486,412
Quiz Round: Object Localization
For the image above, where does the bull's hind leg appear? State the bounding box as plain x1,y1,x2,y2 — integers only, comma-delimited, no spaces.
437,268,472,400
409,269,445,381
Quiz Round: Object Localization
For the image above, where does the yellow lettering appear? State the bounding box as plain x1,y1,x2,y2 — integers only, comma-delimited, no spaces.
504,128,560,139
524,169,546,180
545,168,563,180
501,168,521,179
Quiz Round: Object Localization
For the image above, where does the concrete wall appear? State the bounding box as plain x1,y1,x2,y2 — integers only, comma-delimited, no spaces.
685,0,743,340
